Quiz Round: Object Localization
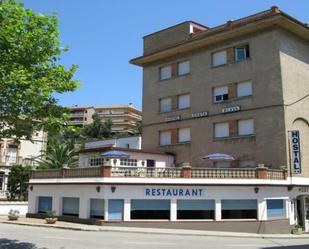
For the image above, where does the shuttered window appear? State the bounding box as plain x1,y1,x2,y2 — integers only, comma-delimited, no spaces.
237,81,252,97
159,130,171,146
62,197,79,217
213,86,228,102
178,128,191,143
160,66,172,80
238,119,254,136
178,61,190,75
159,98,172,112
178,94,190,109
214,122,229,138
212,50,227,67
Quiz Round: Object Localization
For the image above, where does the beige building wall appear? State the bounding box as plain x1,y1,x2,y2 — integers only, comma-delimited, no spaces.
142,28,288,167
278,29,309,177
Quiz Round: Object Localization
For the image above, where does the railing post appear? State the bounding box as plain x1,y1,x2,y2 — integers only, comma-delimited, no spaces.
101,161,112,177
280,166,288,179
182,162,191,178
60,166,69,178
256,164,268,179
29,170,35,179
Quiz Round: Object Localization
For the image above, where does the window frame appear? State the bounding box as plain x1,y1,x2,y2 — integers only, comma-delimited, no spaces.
159,130,172,146
235,44,250,62
178,127,191,144
214,122,229,139
266,199,286,219
178,93,191,110
213,86,229,103
159,97,172,113
237,118,254,136
236,81,253,98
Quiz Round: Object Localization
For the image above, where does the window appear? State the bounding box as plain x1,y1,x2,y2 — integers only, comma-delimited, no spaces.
221,199,257,219
89,158,105,166
267,199,285,219
120,159,137,167
177,200,215,220
238,119,254,136
62,197,79,217
131,199,170,220
213,86,228,103
178,128,191,143
108,199,124,220
178,94,190,109
90,199,104,219
214,161,231,168
38,196,52,213
237,81,252,98
235,45,250,62
239,160,256,168
212,50,227,67
159,130,171,146
178,61,190,76
159,98,172,113
160,65,172,80
0,173,3,191
214,122,229,138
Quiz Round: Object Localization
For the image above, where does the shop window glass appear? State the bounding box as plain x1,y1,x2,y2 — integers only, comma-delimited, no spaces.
62,197,79,217
90,199,104,219
267,199,285,218
177,200,215,219
38,196,52,213
131,199,170,220
222,199,257,219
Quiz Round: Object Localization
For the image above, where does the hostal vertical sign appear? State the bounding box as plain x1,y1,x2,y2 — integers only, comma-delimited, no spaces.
290,130,301,174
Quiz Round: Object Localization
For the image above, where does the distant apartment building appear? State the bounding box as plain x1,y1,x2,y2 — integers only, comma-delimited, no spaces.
130,6,309,175
67,104,142,134
0,131,47,199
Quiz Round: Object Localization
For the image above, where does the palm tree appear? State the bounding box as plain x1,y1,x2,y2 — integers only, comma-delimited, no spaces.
36,139,78,169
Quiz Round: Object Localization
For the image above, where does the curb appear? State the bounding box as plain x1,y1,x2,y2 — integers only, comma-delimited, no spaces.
1,221,309,239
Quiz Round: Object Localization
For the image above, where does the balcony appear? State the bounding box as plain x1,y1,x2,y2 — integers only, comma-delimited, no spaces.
30,165,288,180
0,156,36,166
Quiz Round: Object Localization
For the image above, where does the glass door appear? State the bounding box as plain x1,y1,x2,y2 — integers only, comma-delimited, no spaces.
108,199,124,221
305,197,309,232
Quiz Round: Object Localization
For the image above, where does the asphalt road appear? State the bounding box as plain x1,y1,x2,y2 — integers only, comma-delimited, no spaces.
0,223,308,249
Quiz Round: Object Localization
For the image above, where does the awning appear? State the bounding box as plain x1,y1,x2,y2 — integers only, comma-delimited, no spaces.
202,153,235,161
101,150,130,158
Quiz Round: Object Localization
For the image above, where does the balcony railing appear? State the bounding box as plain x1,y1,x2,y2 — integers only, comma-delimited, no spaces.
1,156,36,166
30,165,288,180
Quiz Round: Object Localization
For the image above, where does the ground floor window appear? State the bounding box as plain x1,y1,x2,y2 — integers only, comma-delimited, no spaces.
90,199,104,219
222,199,257,219
177,200,215,219
38,196,52,213
131,199,170,220
0,173,4,190
267,199,285,219
62,197,79,217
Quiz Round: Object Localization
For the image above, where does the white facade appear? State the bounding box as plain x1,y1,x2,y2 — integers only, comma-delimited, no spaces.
84,136,141,150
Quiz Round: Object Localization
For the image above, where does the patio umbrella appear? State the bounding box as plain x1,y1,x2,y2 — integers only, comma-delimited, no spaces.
101,150,130,158
202,153,235,161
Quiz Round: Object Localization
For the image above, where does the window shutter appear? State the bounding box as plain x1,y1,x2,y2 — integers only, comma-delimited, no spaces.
160,66,172,80
214,122,229,138
159,130,171,146
160,98,172,112
178,61,190,75
213,86,228,102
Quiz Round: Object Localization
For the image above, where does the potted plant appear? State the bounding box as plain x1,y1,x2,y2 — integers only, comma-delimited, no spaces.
8,209,20,221
291,225,303,235
45,211,57,224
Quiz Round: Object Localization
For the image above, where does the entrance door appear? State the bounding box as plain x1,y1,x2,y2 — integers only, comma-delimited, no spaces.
108,199,124,220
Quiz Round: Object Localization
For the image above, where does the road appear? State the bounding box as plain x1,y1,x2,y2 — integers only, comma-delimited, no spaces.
0,223,308,249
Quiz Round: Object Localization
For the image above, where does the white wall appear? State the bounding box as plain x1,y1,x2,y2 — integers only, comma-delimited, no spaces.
0,201,28,215
84,136,141,150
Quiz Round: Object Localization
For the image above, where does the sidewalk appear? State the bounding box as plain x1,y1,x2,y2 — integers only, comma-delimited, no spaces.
0,216,308,239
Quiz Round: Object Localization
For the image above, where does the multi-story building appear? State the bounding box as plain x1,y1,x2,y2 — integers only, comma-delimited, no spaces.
67,106,95,127
131,6,309,175
0,131,47,199
67,104,142,134
28,7,309,233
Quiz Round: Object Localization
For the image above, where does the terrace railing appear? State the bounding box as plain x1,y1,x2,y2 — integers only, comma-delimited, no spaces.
30,165,288,180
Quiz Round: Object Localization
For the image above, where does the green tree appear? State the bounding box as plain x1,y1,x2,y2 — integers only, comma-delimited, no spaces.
82,113,112,139
0,0,79,140
7,164,31,200
35,139,78,169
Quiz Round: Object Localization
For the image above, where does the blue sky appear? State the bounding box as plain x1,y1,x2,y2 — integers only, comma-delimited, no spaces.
21,0,309,109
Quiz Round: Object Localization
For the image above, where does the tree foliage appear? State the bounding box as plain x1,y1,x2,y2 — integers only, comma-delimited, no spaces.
7,164,31,200
35,138,78,169
0,0,79,140
82,113,112,139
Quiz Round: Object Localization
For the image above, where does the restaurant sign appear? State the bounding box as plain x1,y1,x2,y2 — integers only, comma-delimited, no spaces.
145,188,203,197
290,130,301,174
